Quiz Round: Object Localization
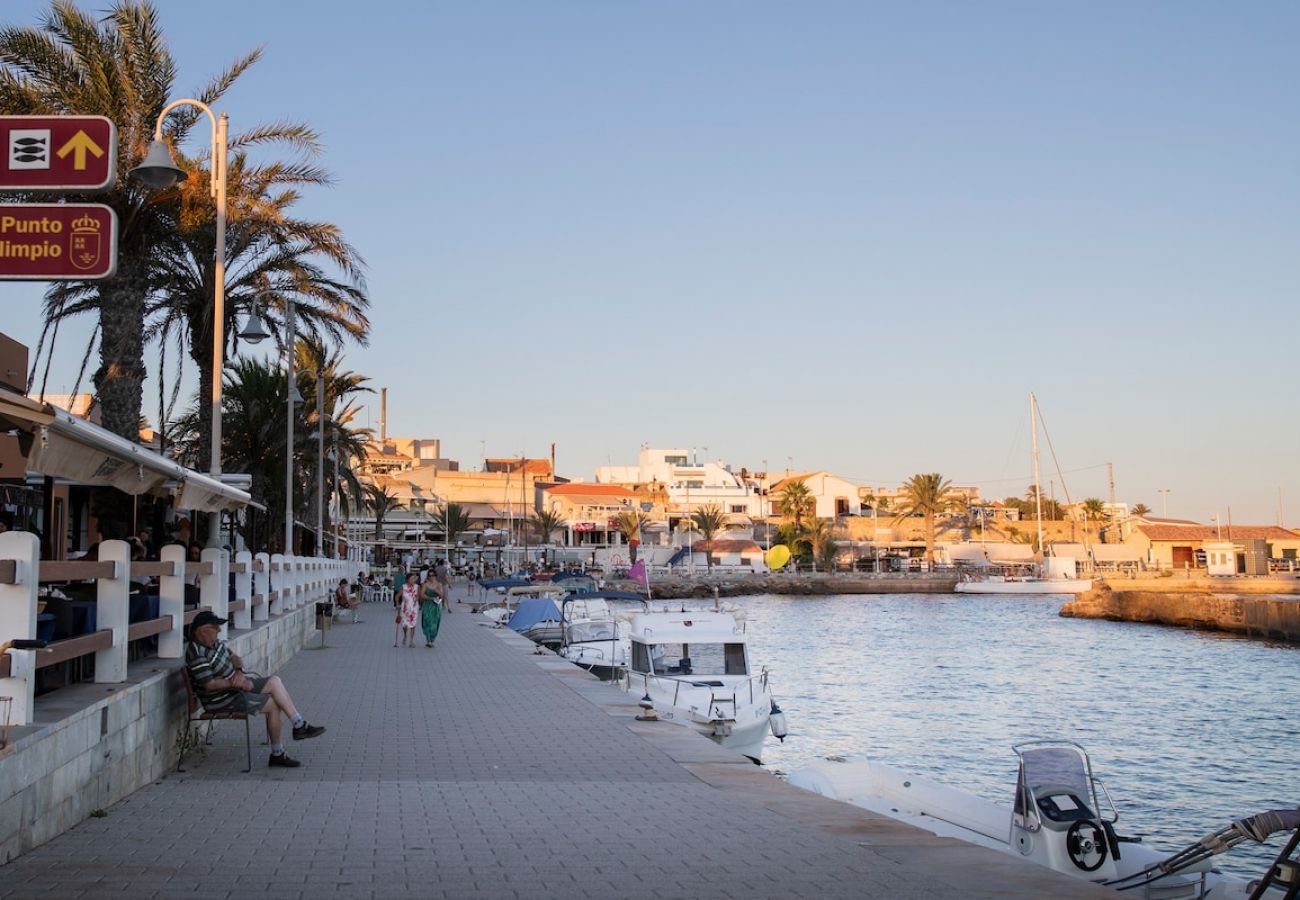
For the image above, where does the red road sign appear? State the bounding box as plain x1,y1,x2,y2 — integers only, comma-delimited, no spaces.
0,204,117,280
0,116,117,191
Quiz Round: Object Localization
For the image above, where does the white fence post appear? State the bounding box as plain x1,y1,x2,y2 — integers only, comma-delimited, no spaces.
253,552,271,622
199,547,229,638
0,531,40,725
157,544,186,659
233,550,253,631
269,553,285,616
94,539,130,684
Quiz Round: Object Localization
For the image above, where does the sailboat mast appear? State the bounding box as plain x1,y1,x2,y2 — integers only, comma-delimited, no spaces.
1030,392,1045,557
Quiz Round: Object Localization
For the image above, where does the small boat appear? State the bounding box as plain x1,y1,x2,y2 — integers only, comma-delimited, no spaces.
622,608,786,762
789,741,1298,898
482,584,566,645
558,594,647,680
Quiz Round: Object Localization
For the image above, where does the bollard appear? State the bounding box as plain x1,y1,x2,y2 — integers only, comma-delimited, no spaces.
315,600,333,648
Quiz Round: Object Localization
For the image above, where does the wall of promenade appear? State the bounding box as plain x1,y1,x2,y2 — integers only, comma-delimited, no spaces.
1060,577,1300,643
0,532,349,863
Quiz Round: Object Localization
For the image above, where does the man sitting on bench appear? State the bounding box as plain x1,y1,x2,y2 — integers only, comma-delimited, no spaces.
185,610,326,768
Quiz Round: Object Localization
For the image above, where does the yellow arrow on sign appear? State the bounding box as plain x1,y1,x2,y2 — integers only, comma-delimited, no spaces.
56,130,105,170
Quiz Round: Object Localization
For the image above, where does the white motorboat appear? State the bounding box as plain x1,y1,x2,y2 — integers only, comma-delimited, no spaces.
789,741,1298,899
622,608,786,762
558,595,645,680
956,571,1093,595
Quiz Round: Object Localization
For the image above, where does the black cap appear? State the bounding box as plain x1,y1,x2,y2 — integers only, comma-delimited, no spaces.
191,610,227,629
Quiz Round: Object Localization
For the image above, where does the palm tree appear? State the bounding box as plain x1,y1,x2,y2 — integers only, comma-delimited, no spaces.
531,509,566,565
146,147,369,468
893,473,955,567
690,504,727,573
296,339,372,543
1131,503,1152,519
1081,497,1108,544
612,510,650,563
3,1,264,440
804,519,838,572
776,480,815,530
365,483,401,544
432,502,472,548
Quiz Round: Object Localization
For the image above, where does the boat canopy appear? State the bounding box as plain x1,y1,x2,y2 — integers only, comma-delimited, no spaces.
507,598,562,634
629,610,745,645
948,542,1036,565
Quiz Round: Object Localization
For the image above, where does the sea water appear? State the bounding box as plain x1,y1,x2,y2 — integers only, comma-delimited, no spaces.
729,592,1299,881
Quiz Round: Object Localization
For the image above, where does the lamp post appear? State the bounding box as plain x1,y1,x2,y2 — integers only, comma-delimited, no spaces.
131,100,230,549
1158,489,1172,518
284,300,300,554
316,367,325,558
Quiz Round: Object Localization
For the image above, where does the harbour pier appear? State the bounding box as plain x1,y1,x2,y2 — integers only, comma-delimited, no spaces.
0,585,1112,899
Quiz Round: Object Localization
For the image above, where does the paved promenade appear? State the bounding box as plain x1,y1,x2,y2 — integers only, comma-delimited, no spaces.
0,587,1112,899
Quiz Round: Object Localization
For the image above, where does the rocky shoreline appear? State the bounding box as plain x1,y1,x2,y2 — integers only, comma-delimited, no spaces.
1060,582,1300,643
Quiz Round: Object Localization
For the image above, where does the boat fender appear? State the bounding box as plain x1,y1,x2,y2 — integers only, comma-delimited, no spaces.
769,699,788,742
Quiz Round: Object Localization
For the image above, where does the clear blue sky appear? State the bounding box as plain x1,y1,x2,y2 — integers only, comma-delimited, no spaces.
4,1,1298,524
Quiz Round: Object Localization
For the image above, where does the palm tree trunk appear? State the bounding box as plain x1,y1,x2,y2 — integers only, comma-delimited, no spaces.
925,514,936,566
93,260,148,441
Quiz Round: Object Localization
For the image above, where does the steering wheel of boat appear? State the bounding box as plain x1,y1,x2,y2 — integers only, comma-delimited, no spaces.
1065,820,1108,872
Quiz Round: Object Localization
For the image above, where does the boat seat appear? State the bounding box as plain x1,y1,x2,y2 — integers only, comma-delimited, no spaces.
678,657,692,675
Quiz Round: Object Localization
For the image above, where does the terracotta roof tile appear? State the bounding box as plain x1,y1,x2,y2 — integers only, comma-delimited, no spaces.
1137,525,1300,542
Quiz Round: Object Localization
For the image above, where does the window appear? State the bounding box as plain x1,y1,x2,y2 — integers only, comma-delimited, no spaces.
664,455,687,465
645,642,748,676
631,642,650,673
730,505,746,514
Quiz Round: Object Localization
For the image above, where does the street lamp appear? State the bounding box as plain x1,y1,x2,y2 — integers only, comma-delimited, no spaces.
131,99,239,549
1157,489,1172,518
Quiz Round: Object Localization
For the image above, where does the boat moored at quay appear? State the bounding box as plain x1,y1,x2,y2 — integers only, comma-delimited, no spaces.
621,607,785,762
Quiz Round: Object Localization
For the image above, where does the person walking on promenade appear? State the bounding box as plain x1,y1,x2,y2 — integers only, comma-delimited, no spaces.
419,571,444,648
396,573,420,647
185,611,325,768
434,558,453,613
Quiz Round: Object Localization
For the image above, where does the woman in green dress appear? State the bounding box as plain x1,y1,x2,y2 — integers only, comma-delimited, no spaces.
419,573,444,647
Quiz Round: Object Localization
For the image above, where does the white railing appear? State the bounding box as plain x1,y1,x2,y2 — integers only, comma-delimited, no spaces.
0,530,350,726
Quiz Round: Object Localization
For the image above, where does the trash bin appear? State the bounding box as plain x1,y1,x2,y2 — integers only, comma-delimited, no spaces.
315,602,334,632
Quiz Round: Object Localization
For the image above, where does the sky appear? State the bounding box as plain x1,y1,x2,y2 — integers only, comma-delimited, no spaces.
3,1,1298,525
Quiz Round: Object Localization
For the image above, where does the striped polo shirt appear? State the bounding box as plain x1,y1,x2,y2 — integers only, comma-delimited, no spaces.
185,638,238,710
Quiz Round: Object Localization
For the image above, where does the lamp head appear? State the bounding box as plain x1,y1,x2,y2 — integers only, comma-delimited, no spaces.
289,381,304,405
129,139,188,191
238,311,270,345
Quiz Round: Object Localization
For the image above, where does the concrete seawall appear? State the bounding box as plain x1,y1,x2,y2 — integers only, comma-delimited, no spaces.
1061,581,1300,643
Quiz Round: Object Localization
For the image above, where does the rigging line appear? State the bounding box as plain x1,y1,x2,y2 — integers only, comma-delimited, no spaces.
1035,403,1076,509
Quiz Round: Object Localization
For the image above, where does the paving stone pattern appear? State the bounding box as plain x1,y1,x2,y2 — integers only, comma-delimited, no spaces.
0,587,1109,899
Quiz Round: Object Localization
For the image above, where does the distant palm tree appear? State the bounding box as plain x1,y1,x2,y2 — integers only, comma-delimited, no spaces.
365,484,401,543
1131,503,1152,518
613,510,650,563
800,518,836,572
690,505,727,572
1081,497,1108,543
776,480,815,529
893,473,955,566
432,502,472,548
531,508,565,545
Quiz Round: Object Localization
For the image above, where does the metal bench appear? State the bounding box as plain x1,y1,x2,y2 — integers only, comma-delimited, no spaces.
179,666,252,773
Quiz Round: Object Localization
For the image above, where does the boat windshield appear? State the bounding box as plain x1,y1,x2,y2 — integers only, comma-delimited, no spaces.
641,642,747,677
566,621,616,643
1014,746,1092,815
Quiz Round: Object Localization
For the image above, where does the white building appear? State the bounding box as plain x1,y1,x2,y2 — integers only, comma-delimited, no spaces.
594,447,763,518
768,472,861,519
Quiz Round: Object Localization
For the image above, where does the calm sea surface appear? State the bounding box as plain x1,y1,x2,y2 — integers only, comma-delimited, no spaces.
729,592,1299,880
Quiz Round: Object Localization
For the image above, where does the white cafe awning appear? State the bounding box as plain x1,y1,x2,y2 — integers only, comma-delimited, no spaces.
0,388,251,512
